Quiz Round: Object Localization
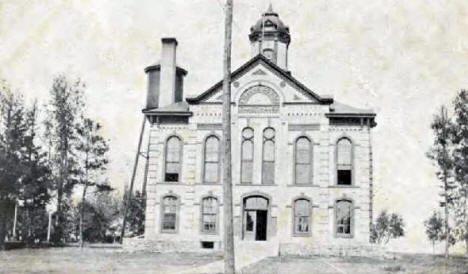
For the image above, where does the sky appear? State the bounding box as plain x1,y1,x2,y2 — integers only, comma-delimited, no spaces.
1,0,468,253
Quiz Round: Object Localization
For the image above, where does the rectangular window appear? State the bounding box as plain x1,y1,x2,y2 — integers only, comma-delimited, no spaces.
162,213,176,230
295,216,309,233
337,170,351,185
201,241,214,249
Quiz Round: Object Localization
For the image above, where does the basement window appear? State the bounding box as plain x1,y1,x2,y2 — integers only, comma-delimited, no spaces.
201,241,214,249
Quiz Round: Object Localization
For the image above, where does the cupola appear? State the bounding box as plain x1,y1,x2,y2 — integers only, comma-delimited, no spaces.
249,4,291,70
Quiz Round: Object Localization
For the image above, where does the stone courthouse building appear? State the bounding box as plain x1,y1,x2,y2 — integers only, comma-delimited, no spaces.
133,6,377,256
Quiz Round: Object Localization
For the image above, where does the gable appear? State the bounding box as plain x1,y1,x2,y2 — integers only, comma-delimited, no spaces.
186,54,333,105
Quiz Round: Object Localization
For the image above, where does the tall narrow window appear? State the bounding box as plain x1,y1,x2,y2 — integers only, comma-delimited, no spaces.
295,137,312,185
336,200,353,237
204,136,220,183
201,197,218,233
165,136,182,182
161,196,178,232
262,128,275,185
337,138,352,185
294,199,311,235
241,128,254,184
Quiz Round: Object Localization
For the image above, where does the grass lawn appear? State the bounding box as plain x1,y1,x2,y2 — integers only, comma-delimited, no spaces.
243,253,468,274
1,247,467,274
0,247,220,274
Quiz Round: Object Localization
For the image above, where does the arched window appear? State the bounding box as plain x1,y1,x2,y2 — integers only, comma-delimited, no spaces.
335,199,353,237
165,136,182,182
295,137,313,185
262,128,275,185
161,195,178,232
293,199,311,235
262,48,275,61
336,138,353,185
201,197,218,233
203,136,220,183
241,128,254,184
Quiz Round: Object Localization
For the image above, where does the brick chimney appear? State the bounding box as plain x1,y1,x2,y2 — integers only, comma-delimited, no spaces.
145,38,186,109
159,38,178,107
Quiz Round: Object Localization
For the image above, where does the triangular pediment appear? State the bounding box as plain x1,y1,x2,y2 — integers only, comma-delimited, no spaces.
186,54,333,105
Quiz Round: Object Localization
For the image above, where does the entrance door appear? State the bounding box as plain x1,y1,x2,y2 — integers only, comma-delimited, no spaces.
243,196,268,241
256,210,267,241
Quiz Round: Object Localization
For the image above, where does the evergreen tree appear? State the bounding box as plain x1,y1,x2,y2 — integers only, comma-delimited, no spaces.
46,75,84,242
0,81,27,250
451,90,468,254
17,102,52,243
427,106,456,259
75,117,110,247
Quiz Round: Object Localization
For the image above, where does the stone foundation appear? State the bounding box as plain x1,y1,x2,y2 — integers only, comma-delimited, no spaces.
279,242,386,257
123,237,222,253
125,237,385,258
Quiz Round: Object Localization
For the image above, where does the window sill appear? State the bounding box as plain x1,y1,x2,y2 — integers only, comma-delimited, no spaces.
287,184,320,187
200,231,219,236
335,234,354,239
236,184,277,186
158,181,185,185
292,233,311,237
161,230,178,234
328,185,359,188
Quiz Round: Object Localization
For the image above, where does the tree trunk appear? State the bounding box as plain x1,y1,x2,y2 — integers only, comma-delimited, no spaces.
222,1,235,273
80,184,88,248
444,167,449,260
55,152,66,243
0,198,13,251
0,200,8,251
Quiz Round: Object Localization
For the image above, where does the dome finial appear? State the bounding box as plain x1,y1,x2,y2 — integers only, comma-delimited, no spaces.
267,3,273,13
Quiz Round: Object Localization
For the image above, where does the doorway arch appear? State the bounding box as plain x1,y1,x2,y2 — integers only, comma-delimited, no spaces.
242,194,270,241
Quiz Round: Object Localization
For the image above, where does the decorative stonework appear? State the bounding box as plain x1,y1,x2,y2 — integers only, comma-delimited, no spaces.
252,69,267,75
238,85,280,113
197,123,222,130
288,124,320,131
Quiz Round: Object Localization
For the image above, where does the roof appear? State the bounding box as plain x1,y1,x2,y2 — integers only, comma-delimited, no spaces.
142,101,192,116
327,101,376,117
144,63,188,75
250,4,290,38
186,54,333,104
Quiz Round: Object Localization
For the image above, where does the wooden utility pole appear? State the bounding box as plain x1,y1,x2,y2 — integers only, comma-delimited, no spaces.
222,0,235,273
121,116,146,243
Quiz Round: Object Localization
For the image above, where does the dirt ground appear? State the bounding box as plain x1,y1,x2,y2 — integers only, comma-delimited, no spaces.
0,247,467,274
0,247,220,274
243,253,468,274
